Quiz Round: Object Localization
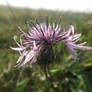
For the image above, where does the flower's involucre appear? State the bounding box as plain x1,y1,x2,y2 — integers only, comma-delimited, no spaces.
11,18,92,68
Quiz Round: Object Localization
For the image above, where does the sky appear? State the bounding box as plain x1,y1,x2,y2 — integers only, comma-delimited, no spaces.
0,0,92,12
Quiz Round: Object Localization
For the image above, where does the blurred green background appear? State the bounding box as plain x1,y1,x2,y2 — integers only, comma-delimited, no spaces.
0,5,92,92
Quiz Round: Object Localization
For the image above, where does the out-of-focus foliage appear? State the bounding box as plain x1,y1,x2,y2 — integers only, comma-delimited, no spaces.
0,5,92,92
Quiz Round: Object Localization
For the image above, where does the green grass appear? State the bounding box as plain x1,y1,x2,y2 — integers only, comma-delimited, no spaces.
0,5,92,92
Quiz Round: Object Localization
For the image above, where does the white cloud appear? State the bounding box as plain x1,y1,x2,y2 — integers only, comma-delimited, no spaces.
0,0,92,12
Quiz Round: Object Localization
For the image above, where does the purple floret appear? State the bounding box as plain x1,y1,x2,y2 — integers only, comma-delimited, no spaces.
11,18,92,68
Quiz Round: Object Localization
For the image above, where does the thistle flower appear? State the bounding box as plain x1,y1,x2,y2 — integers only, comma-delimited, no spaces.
11,18,92,68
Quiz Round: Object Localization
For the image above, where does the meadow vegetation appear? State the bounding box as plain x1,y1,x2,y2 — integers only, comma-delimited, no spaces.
0,6,92,92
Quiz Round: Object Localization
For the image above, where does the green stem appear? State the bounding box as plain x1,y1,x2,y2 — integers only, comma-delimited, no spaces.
43,65,57,92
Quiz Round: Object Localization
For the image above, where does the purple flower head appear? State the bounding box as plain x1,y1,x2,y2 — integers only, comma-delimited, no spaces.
11,17,92,68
